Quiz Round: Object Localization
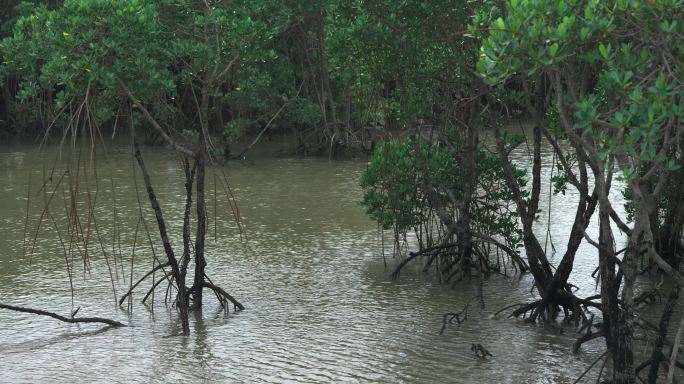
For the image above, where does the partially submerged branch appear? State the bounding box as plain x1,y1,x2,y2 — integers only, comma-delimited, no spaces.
0,303,125,327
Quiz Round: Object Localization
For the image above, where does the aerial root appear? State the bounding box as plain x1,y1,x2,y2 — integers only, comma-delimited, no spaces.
142,273,171,304
119,262,171,306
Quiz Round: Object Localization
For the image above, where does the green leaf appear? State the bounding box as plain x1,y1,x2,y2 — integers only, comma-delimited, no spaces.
494,17,505,31
549,43,559,58
579,27,590,40
598,43,609,60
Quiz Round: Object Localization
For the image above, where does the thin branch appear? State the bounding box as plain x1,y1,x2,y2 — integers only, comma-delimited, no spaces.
234,80,305,159
121,82,193,156
0,303,125,327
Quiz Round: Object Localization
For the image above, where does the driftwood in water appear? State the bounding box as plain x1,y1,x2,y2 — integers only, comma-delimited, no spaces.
0,303,125,327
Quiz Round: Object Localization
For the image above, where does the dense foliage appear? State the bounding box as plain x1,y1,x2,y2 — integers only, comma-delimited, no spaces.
360,133,525,255
1,1,683,382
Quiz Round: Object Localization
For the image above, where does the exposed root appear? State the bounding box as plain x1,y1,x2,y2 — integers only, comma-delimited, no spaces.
634,287,664,307
186,274,245,312
119,262,171,305
493,303,527,319
390,241,456,281
503,290,601,325
573,329,605,354
201,281,244,312
510,301,540,319
636,358,684,382
0,303,126,327
471,343,493,359
142,273,172,304
133,142,190,336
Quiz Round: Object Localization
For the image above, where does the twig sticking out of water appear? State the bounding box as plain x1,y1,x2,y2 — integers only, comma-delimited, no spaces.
439,297,478,335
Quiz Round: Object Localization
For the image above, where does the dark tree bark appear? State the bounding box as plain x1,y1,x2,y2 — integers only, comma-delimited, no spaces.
494,123,552,293
180,157,197,283
192,151,207,308
599,210,635,384
647,285,680,383
133,142,190,336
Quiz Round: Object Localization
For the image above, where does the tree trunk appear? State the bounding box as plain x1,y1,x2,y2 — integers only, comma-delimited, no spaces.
599,210,635,383
180,157,196,283
494,123,553,293
647,285,680,383
133,143,190,335
193,151,207,308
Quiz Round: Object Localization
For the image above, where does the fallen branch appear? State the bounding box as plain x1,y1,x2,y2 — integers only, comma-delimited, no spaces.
0,303,126,327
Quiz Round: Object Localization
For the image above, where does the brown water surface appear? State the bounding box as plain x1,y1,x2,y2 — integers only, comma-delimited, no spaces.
0,136,648,383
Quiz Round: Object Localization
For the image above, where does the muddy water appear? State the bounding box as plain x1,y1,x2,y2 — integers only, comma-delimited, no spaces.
0,135,645,383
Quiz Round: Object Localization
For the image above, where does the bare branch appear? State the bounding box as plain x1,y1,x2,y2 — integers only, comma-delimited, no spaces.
0,303,125,327
120,81,193,156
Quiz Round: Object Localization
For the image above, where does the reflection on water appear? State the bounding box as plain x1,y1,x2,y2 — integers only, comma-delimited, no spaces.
0,135,644,383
